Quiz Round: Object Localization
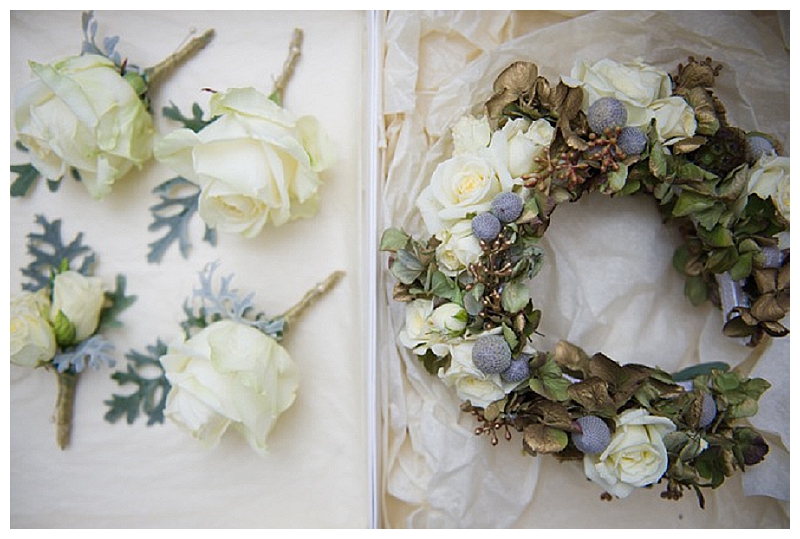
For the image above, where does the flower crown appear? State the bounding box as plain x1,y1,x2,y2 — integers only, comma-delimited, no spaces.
381,56,788,506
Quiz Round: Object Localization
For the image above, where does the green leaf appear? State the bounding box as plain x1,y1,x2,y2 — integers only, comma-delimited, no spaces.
728,253,753,282
672,191,716,217
379,228,409,251
104,340,171,426
502,324,519,351
697,225,734,248
693,203,726,231
649,141,669,179
391,249,424,285
705,247,738,274
10,163,41,197
430,270,462,304
501,280,530,313
52,310,77,348
685,275,708,306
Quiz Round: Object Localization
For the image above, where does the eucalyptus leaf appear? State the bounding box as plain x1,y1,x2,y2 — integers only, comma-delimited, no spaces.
380,228,409,251
501,281,530,313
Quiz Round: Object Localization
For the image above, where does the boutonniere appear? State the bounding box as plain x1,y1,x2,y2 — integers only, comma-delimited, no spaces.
105,262,343,455
11,10,213,200
147,29,335,263
10,215,136,449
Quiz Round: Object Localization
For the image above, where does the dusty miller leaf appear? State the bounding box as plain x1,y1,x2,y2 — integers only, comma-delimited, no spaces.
52,335,116,374
10,163,41,198
147,177,217,264
98,274,138,331
21,215,96,292
104,340,170,426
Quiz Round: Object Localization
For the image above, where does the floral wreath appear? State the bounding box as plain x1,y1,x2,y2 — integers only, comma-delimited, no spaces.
381,56,789,506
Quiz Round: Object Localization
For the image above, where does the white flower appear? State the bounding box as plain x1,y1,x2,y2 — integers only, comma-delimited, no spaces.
747,154,790,222
399,299,467,356
451,115,492,155
438,338,517,408
417,150,511,236
155,87,335,238
435,219,482,277
161,320,299,455
583,409,676,499
497,118,555,177
565,58,672,126
14,54,154,199
565,58,696,144
649,96,697,145
50,270,106,342
10,289,56,368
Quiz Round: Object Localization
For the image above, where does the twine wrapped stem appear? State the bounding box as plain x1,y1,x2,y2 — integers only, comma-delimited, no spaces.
282,271,344,328
55,370,79,450
144,28,215,91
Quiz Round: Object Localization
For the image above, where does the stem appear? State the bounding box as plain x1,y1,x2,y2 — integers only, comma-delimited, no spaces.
269,28,304,106
55,370,79,450
282,271,344,328
145,28,215,91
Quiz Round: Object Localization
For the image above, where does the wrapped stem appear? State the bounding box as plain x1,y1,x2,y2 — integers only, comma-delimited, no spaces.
282,271,344,328
55,370,79,450
145,28,215,91
269,28,304,105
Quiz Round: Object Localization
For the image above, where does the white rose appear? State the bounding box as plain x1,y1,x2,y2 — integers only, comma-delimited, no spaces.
50,271,106,342
161,320,299,455
583,408,676,499
398,299,435,353
435,220,482,277
498,118,555,177
438,339,517,408
747,154,790,222
155,87,335,238
649,96,697,145
429,303,468,337
417,150,511,236
399,300,467,356
14,54,154,199
451,115,492,155
565,58,672,127
10,290,56,368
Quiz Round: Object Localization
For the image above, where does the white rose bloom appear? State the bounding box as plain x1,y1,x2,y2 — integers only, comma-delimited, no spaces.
583,409,677,499
417,150,511,236
565,58,672,127
50,270,106,342
398,299,435,353
438,339,517,408
161,320,299,455
155,87,335,238
435,219,482,277
498,118,555,177
747,154,790,222
649,96,697,145
10,289,56,368
399,300,467,357
451,115,492,155
14,54,154,199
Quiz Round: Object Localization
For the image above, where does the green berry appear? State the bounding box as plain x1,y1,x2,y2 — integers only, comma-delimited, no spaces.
617,126,647,155
698,392,717,428
491,192,524,223
472,334,512,374
572,416,612,454
471,212,502,242
587,97,627,134
501,355,531,383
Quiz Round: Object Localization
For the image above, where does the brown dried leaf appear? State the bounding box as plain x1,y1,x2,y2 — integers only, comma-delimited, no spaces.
683,87,720,136
753,268,777,295
558,84,584,120
485,89,517,121
750,295,787,322
672,135,708,154
493,61,538,95
567,377,615,412
588,353,626,386
533,400,574,431
777,263,790,291
523,424,569,455
553,340,590,371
